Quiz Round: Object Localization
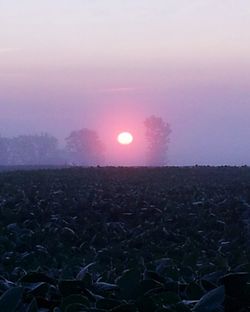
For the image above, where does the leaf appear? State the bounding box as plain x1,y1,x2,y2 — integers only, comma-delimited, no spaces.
116,269,141,300
61,294,90,311
0,287,23,312
143,270,166,284
58,280,86,297
200,279,217,292
110,303,138,312
185,282,204,300
138,279,164,296
93,282,119,293
87,309,108,312
155,258,174,274
96,298,122,310
19,272,55,285
65,303,88,312
219,272,249,298
153,291,181,306
76,263,96,281
137,296,156,312
24,282,49,297
26,298,38,312
175,302,193,311
193,286,225,312
61,227,77,242
202,271,225,284
0,276,16,293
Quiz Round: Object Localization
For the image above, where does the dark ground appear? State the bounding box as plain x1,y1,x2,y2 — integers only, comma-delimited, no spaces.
0,166,250,311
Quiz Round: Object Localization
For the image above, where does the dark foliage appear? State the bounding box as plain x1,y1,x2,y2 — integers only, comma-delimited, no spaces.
0,167,250,311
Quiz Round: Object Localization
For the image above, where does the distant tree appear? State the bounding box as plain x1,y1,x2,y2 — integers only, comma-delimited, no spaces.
144,115,171,166
0,136,10,165
65,128,105,165
8,134,60,165
32,133,60,165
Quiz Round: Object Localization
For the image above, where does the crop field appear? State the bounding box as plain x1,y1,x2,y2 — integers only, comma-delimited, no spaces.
0,167,250,312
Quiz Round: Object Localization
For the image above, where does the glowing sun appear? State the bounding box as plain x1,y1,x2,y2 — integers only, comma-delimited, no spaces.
117,132,133,145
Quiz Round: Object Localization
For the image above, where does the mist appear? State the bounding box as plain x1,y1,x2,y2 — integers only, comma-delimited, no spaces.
1,0,250,166
1,66,250,166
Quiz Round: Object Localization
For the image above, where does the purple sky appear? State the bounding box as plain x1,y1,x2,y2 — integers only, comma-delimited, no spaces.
0,0,250,165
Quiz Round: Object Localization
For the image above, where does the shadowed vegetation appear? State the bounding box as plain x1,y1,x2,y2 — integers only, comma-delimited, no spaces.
0,167,250,311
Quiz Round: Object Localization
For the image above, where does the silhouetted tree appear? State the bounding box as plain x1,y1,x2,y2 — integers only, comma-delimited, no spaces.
144,115,171,166
65,128,104,165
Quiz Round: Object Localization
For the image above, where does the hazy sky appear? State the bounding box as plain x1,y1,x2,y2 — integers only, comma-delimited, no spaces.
1,0,250,165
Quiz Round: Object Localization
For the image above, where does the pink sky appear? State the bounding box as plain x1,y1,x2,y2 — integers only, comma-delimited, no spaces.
0,0,250,165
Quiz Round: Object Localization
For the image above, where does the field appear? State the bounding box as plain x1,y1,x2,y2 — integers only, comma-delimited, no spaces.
0,167,250,312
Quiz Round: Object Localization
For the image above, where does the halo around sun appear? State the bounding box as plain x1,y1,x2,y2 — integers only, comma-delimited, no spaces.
117,132,133,145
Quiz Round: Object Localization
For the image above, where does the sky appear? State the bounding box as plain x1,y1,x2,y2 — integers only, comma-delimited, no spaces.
0,0,250,165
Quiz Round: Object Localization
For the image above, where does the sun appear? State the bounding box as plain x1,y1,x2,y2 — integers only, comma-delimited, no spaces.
117,132,133,145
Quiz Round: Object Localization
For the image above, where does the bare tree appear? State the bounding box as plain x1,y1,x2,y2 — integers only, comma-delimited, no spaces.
144,115,171,166
65,128,105,166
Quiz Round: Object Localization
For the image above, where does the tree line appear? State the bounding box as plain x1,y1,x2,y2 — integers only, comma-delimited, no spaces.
0,116,171,166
